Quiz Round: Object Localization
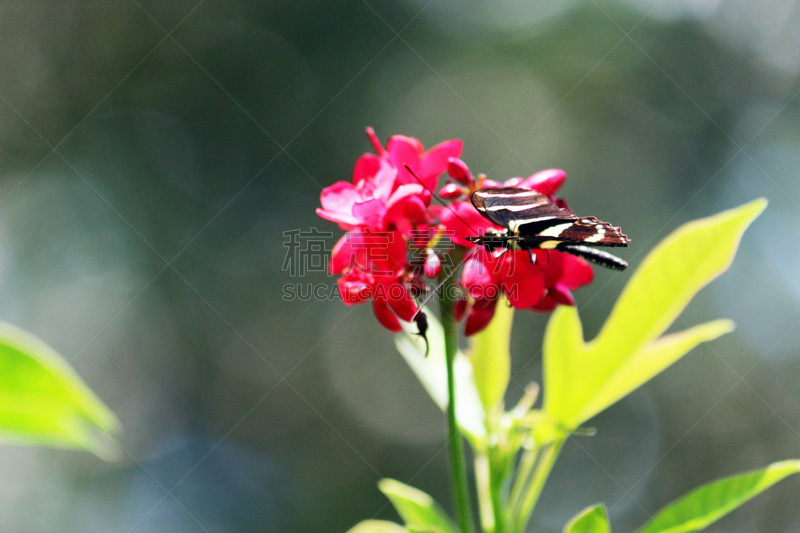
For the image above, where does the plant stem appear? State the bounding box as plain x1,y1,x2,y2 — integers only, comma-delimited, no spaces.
508,444,539,522
513,438,565,533
440,280,474,533
488,441,506,533
474,451,494,533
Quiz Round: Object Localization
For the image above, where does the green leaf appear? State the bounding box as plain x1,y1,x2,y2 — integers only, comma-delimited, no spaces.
469,296,513,414
564,504,611,533
543,199,766,430
574,319,734,425
635,459,800,533
396,314,485,440
0,322,120,459
347,520,408,533
595,198,765,358
378,478,460,533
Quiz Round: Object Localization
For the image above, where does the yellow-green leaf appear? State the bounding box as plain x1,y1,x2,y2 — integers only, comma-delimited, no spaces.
378,479,460,533
542,305,588,428
0,322,120,459
347,520,408,533
469,296,513,414
571,319,734,425
635,460,800,533
543,199,765,430
593,198,766,365
564,504,611,533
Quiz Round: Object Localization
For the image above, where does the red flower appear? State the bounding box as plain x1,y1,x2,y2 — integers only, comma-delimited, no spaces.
316,128,464,333
331,228,420,331
316,128,462,235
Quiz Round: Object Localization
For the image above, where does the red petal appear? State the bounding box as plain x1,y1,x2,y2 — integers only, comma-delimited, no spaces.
370,159,398,200
454,297,468,321
403,195,428,222
330,233,354,275
558,254,594,289
532,294,558,312
418,139,463,182
549,283,575,306
500,252,545,309
352,153,382,186
363,230,408,279
316,207,357,231
352,199,387,228
462,250,499,299
338,277,371,305
522,169,566,196
387,135,424,170
387,283,418,322
373,299,402,332
464,298,498,336
317,182,362,227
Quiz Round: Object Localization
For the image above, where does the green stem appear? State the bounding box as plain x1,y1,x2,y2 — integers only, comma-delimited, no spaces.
513,438,566,533
508,444,539,522
474,451,494,533
475,437,507,533
440,279,474,533
488,442,506,533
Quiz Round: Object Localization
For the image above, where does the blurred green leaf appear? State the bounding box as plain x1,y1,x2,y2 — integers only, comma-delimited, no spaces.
378,478,460,533
635,460,800,533
347,520,408,533
469,296,513,414
581,318,734,425
0,322,120,459
563,504,610,533
396,314,485,440
544,199,766,430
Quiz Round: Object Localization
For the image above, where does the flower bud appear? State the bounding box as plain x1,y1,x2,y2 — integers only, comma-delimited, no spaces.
439,182,465,200
447,157,474,186
524,169,566,196
424,251,441,278
365,126,385,156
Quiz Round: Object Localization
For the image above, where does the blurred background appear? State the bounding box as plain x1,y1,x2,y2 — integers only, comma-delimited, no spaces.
1,0,799,531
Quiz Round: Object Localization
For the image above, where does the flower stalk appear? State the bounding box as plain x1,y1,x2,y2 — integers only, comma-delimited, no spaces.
440,269,475,533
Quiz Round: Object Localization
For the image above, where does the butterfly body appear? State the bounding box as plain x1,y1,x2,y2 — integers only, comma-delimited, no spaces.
466,187,630,270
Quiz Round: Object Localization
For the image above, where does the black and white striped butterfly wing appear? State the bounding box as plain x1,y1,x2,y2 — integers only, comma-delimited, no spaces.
522,215,630,247
471,187,629,247
470,187,574,230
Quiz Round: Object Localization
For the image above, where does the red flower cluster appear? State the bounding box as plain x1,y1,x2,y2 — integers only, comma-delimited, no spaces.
317,128,594,335
318,128,462,331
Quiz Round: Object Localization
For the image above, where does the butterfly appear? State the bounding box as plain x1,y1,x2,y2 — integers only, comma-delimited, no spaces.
465,187,630,270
